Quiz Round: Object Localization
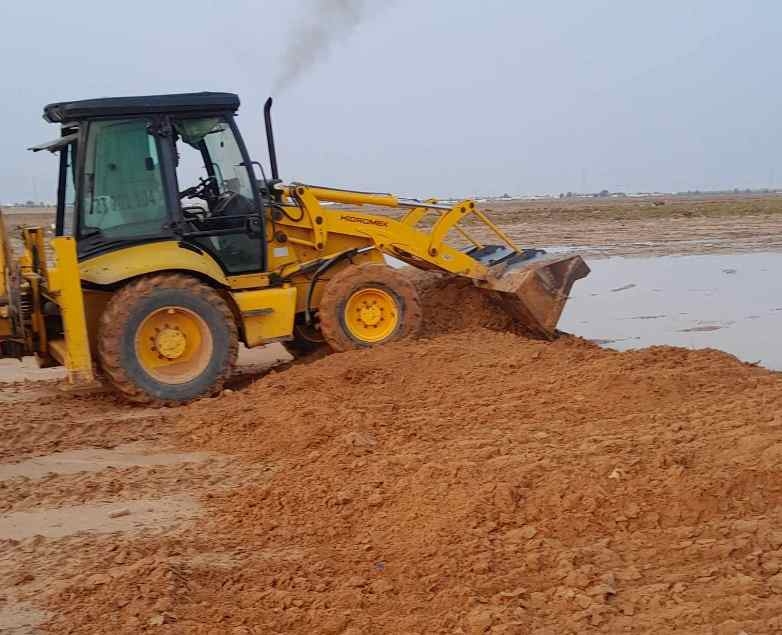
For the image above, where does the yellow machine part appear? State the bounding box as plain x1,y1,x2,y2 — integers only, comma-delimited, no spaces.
343,287,399,343
79,241,231,287
0,212,13,337
272,184,589,339
232,286,297,347
276,188,488,280
135,306,214,384
79,241,301,347
45,237,98,386
0,209,10,299
0,317,12,338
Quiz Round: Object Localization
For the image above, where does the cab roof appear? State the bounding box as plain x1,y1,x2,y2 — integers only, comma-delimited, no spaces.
43,91,240,124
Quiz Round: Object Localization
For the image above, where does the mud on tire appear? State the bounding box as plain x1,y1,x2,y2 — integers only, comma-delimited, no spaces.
318,263,422,352
97,273,238,405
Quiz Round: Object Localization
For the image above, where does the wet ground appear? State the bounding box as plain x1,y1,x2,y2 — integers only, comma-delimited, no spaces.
0,343,291,385
3,203,781,373
0,202,780,632
560,252,782,371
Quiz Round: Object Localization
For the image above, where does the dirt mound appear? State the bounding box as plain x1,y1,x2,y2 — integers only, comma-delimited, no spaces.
44,329,779,633
403,270,519,336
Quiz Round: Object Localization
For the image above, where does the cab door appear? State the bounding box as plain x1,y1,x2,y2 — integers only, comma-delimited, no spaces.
168,114,266,275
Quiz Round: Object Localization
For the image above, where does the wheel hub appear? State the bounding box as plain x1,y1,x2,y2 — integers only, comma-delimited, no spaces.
135,306,214,384
344,287,398,343
358,303,383,327
154,327,187,360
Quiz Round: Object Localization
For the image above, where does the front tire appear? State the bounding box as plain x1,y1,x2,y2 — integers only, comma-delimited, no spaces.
97,273,238,405
318,263,422,352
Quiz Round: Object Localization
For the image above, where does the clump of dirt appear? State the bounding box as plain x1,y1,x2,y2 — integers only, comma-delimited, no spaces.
41,329,782,633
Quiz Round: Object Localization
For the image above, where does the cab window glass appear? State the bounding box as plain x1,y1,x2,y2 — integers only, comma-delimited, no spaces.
174,118,254,202
173,116,261,274
59,142,77,236
79,119,167,240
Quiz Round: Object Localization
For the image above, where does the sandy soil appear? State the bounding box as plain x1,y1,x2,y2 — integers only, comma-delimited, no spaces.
0,198,780,632
0,343,290,385
0,286,780,632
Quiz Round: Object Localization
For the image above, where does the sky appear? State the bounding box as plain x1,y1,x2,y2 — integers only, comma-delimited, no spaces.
1,0,780,202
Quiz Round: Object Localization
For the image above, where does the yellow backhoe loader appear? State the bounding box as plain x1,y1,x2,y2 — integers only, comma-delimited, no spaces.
0,92,588,404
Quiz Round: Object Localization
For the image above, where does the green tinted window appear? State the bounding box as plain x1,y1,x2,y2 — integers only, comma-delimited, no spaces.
80,119,167,239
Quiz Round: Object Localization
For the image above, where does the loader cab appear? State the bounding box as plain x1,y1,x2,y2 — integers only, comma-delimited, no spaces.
40,92,267,274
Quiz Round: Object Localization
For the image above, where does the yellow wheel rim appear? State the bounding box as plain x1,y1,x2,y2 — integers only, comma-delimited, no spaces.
135,306,213,384
344,287,399,343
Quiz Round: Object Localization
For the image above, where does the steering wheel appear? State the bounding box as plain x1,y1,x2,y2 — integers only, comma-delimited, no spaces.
179,176,218,201
212,191,241,216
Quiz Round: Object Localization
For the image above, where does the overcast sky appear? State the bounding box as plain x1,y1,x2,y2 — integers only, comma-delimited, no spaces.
1,0,780,202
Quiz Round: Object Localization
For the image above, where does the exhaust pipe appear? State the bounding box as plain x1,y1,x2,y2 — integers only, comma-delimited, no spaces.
264,97,280,181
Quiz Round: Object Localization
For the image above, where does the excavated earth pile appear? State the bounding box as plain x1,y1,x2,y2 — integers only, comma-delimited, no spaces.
34,327,781,634
2,281,781,633
403,270,522,336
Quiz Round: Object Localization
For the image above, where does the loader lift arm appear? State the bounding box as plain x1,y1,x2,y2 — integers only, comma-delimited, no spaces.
276,183,520,278
270,183,589,339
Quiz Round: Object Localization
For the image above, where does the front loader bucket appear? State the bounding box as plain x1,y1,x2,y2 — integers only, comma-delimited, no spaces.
481,250,590,339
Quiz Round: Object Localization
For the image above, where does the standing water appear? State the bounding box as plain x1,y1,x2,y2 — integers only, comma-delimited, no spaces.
559,252,782,371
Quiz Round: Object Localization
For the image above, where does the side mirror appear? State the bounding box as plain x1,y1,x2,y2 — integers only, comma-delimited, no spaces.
247,160,267,182
245,160,280,196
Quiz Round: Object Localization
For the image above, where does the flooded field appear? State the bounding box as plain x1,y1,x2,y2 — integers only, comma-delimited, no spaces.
3,202,781,372
560,252,782,370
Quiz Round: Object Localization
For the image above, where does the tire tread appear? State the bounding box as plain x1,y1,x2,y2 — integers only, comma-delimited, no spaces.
97,273,238,405
318,263,422,352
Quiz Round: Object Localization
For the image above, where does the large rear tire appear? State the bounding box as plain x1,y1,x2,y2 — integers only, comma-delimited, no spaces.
97,273,238,405
318,263,422,352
